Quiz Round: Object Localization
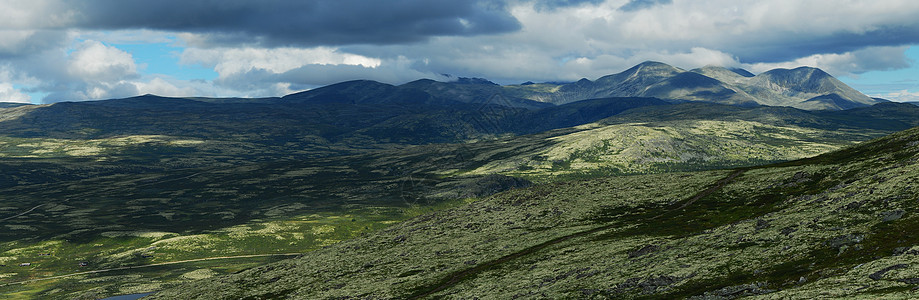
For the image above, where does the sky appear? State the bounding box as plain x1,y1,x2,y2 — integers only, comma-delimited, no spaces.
1,0,919,104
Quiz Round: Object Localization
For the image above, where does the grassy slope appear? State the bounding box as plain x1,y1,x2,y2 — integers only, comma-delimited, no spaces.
471,119,874,181
1,101,916,298
0,114,902,299
150,126,919,299
0,142,526,299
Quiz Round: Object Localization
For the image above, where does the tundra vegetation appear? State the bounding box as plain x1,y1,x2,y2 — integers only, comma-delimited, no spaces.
150,124,919,299
1,82,918,298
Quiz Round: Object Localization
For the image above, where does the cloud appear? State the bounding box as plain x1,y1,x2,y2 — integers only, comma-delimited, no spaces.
3,40,139,102
132,77,199,97
0,30,67,58
67,40,138,82
745,46,911,76
22,40,142,102
612,0,919,63
131,76,246,98
179,46,401,94
181,47,381,76
618,0,672,12
528,0,607,11
0,83,30,103
193,51,448,95
277,57,447,87
10,0,520,47
76,29,176,44
874,90,919,102
472,0,919,78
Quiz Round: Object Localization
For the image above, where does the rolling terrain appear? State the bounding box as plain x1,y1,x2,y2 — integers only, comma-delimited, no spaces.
2,100,917,298
151,120,919,299
0,66,916,298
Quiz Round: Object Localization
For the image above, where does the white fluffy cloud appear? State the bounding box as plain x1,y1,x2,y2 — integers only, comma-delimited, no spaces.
23,39,235,102
875,90,919,102
67,40,138,81
27,40,143,101
178,46,391,94
133,77,199,97
745,46,911,76
181,47,380,76
0,82,30,103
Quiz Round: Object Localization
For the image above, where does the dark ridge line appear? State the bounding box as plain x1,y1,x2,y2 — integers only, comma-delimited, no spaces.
407,169,747,299
665,169,746,217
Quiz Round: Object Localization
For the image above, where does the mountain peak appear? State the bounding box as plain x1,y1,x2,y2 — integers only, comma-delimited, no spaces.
748,66,876,108
629,61,682,74
405,78,437,85
595,61,682,83
625,61,683,75
762,66,830,80
452,77,498,85
281,79,397,104
634,60,672,68
329,79,392,87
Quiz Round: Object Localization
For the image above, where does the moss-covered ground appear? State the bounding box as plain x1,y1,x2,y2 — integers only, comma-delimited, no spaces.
149,126,919,299
0,103,910,299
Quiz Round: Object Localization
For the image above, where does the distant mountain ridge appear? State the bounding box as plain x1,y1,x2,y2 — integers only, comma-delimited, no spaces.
10,61,879,112
0,60,900,147
276,61,876,111
0,92,667,147
0,102,32,109
505,61,879,110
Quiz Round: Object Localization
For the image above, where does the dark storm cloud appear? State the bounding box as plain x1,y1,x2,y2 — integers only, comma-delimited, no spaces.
731,25,919,63
58,0,521,46
0,30,67,59
618,0,672,12
530,0,606,10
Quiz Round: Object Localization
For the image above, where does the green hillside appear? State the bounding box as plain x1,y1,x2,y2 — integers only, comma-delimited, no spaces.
150,124,919,299
1,90,917,298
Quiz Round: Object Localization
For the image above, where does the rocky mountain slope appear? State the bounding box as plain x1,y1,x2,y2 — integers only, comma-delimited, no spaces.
151,123,919,299
507,61,879,110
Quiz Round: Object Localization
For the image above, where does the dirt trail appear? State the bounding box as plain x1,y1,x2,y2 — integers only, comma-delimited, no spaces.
0,204,46,222
408,169,747,299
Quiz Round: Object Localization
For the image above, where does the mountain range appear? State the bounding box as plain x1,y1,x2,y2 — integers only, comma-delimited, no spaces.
0,61,880,115
472,61,879,110
367,61,881,110
0,61,889,146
